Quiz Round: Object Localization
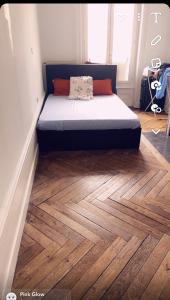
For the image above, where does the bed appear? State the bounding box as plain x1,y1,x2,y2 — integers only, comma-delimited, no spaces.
37,64,141,151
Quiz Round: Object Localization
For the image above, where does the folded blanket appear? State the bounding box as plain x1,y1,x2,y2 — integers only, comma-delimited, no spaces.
156,67,170,99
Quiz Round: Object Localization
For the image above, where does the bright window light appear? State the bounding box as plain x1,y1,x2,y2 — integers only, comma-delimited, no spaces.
87,4,108,63
112,4,135,81
87,4,135,81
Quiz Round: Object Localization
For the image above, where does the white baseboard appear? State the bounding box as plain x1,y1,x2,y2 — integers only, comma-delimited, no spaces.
0,97,44,299
0,138,38,299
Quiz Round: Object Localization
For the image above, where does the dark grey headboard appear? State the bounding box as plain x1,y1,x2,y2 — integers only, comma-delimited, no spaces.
44,64,117,96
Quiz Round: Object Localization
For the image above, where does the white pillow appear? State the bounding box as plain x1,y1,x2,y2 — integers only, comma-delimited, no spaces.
69,76,93,100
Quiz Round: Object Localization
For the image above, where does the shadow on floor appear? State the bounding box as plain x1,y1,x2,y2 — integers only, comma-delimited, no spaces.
143,131,170,163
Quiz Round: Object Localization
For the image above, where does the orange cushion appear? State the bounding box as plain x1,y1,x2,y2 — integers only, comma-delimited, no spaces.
52,79,70,96
93,79,113,95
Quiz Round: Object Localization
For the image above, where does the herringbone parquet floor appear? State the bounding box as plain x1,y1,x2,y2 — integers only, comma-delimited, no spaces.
12,113,170,300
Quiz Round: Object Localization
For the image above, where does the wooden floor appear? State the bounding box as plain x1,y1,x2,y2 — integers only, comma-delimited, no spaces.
12,112,170,300
133,108,168,132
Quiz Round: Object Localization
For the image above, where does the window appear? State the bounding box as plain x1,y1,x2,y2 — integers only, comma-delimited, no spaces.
87,4,135,81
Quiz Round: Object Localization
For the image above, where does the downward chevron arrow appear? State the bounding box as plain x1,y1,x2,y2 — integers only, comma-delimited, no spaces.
152,129,160,135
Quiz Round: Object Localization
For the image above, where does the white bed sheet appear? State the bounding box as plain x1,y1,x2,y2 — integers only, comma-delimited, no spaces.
37,94,141,131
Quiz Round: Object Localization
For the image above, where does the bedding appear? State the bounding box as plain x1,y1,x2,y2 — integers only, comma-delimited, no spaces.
69,76,93,100
52,79,70,95
37,63,141,151
37,94,140,131
93,79,113,95
52,78,113,96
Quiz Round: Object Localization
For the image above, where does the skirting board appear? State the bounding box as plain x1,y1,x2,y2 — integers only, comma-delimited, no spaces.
0,133,38,299
0,91,44,298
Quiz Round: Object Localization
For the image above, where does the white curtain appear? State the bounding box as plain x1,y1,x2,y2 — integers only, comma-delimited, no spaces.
86,4,137,82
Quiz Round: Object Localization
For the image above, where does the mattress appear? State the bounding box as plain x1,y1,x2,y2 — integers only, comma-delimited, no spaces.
37,94,141,131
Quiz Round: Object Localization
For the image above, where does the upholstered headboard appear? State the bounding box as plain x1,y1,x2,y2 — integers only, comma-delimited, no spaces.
44,64,117,96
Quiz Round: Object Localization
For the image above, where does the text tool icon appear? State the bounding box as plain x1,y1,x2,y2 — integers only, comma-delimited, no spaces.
151,34,161,46
150,12,162,23
151,58,161,69
151,80,161,90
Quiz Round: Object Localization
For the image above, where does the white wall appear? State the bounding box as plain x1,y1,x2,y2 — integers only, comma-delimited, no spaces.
0,4,44,296
37,3,81,63
0,4,43,214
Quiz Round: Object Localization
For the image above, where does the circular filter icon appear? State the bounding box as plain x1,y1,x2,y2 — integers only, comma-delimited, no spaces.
6,292,17,300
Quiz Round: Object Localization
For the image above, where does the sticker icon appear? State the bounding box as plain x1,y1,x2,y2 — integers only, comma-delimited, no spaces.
151,34,161,46
150,12,162,23
151,80,161,90
6,292,17,300
151,104,162,113
151,58,161,69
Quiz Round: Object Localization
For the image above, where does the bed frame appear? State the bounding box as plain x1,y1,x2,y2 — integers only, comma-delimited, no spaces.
37,64,141,152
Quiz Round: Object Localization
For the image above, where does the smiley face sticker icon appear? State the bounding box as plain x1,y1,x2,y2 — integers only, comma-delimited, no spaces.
6,292,17,300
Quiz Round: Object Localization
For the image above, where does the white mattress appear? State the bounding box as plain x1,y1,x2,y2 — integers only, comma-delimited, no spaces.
37,94,141,131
